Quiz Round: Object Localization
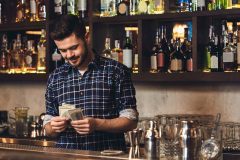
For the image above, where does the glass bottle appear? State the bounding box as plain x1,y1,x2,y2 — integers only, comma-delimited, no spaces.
170,38,183,73
130,0,138,15
30,0,38,21
111,40,120,62
154,0,164,14
232,0,240,8
138,0,148,14
100,0,110,17
67,0,75,15
132,53,139,73
16,0,27,22
15,34,24,73
117,0,130,16
101,37,112,59
210,36,220,72
150,29,159,73
191,0,197,11
0,34,9,72
237,26,240,71
76,0,87,18
223,33,237,72
185,41,193,72
38,0,46,21
37,29,46,73
197,0,206,11
203,25,213,72
25,40,37,72
54,0,62,15
52,48,62,70
178,0,190,12
123,30,133,68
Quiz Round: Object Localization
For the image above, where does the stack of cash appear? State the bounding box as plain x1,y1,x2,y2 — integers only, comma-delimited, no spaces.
59,103,84,120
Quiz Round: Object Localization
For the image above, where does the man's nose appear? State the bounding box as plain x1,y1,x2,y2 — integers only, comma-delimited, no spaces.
66,50,74,59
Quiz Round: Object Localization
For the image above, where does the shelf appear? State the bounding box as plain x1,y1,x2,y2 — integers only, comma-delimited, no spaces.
92,9,240,23
0,74,48,82
0,21,46,31
132,72,240,82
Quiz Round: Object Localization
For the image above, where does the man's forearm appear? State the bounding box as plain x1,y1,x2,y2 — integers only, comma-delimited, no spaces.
94,117,137,133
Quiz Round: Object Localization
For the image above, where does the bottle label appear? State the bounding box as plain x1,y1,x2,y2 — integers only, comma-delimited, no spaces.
150,55,157,70
39,6,46,18
211,55,218,69
123,49,132,68
67,0,75,14
77,0,87,11
25,55,33,65
118,3,127,15
157,52,164,67
134,54,138,65
54,0,62,14
170,59,178,71
30,0,37,14
223,52,234,62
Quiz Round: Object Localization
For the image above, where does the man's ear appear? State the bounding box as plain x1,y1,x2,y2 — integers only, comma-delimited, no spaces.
85,32,90,45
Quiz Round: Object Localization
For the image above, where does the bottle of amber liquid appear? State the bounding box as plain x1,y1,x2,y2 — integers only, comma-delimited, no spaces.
123,30,133,68
38,0,46,21
76,0,87,18
16,0,27,22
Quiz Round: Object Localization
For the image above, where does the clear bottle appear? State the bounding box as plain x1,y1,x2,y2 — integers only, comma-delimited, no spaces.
203,25,213,72
101,37,112,59
37,29,46,73
112,40,123,63
54,0,62,15
16,0,27,22
150,29,159,73
223,33,237,72
123,30,133,68
130,0,138,15
76,0,87,18
0,34,9,72
154,0,165,14
38,0,46,21
210,36,220,72
132,53,139,73
100,0,110,17
52,48,62,69
30,0,38,21
67,0,75,15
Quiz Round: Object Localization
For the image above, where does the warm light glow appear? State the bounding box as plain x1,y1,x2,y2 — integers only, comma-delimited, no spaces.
125,27,138,33
25,31,42,35
172,23,188,42
227,22,233,33
86,26,89,32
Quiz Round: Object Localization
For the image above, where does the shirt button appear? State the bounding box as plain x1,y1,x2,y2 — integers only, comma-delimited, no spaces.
80,92,83,96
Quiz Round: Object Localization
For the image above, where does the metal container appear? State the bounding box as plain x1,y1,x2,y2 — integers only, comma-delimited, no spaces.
179,120,201,160
144,120,160,160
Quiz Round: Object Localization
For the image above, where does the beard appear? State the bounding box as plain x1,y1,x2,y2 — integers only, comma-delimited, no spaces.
66,40,89,68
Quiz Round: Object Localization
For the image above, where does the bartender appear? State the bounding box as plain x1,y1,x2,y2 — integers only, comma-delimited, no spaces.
43,15,138,151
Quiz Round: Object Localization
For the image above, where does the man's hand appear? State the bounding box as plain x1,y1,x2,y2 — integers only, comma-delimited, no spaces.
50,116,69,133
71,118,96,135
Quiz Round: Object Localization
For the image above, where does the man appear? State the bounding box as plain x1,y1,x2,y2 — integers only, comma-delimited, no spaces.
43,15,138,151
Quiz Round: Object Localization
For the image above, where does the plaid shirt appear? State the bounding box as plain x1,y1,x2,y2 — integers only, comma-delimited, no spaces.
45,55,137,151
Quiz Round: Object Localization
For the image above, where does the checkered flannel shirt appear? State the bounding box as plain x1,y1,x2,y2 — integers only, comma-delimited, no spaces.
44,55,138,151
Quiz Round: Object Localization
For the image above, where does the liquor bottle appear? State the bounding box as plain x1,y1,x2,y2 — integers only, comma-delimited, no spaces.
225,0,232,9
0,34,8,72
178,0,190,12
37,29,46,73
130,0,138,15
237,26,240,71
123,30,133,68
52,48,62,69
150,30,159,73
170,38,183,73
112,40,123,63
54,0,62,15
191,0,197,11
158,27,166,72
117,0,130,16
30,0,38,21
67,0,75,15
207,0,216,11
197,0,206,11
76,0,87,18
109,0,117,16
132,53,139,73
38,0,46,21
154,0,165,14
210,36,220,72
223,33,237,72
138,0,148,14
15,34,24,73
25,40,36,72
185,41,193,72
16,0,27,22
101,37,112,59
203,25,213,72
232,0,240,8
100,0,110,17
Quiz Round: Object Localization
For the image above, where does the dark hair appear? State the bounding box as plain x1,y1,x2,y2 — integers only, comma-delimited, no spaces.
50,15,86,41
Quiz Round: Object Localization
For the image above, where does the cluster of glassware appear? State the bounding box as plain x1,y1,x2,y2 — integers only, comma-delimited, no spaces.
133,114,223,160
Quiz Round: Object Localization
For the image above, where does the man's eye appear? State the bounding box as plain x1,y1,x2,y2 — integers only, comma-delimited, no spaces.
69,45,79,50
59,49,67,53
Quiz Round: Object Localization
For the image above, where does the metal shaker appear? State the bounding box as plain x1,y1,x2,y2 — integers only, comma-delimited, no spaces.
178,120,201,160
144,120,160,160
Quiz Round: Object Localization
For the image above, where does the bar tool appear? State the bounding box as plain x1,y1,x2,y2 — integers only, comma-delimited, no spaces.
200,113,221,159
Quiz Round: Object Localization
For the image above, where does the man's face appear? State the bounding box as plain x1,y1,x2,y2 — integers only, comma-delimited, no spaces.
54,33,87,68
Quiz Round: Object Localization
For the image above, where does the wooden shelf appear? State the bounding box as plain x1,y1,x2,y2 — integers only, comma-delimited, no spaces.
132,72,240,82
0,74,48,82
0,21,46,31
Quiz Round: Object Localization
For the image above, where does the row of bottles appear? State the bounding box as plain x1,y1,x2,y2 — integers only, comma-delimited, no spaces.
203,20,240,72
100,30,139,73
0,0,46,24
176,0,240,12
100,0,165,17
0,29,46,73
150,26,193,73
54,0,88,18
